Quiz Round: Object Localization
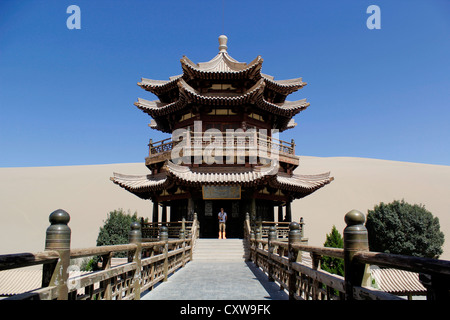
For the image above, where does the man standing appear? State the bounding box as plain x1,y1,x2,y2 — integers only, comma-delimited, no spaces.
218,208,227,239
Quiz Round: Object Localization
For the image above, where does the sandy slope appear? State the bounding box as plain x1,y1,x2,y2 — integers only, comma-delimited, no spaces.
0,157,449,260
292,156,450,260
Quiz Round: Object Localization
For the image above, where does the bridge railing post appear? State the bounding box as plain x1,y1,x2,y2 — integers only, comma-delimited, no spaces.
268,225,277,282
244,213,251,261
43,209,71,300
249,224,255,263
343,209,369,300
255,220,262,268
129,221,142,300
180,218,186,267
160,226,169,281
100,251,113,300
288,221,301,300
190,213,198,261
256,216,262,240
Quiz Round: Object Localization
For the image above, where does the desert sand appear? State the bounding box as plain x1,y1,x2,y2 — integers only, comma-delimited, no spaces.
0,156,449,260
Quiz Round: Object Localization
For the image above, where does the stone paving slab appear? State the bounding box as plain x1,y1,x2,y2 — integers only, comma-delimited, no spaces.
141,260,288,300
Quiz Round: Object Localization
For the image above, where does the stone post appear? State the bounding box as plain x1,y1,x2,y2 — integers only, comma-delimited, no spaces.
160,226,169,281
180,218,186,266
193,212,199,239
256,216,262,240
43,209,71,300
254,222,262,267
268,225,277,282
179,217,186,240
255,217,262,242
249,226,255,262
244,213,251,261
129,221,142,300
343,209,369,300
288,221,301,300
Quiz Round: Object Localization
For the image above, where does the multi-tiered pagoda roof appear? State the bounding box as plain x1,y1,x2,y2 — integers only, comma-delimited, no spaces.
112,35,332,204
134,35,309,133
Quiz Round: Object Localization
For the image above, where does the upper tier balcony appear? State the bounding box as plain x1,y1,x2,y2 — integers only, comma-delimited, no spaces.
145,131,299,168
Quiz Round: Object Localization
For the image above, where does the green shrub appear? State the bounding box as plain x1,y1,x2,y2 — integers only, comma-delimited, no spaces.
82,209,144,271
366,200,444,258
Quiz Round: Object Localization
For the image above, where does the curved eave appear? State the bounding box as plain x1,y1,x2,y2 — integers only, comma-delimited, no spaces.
148,119,162,131
137,75,183,95
135,79,309,119
166,160,278,187
270,172,333,198
178,78,264,106
110,173,169,199
285,118,297,130
134,96,187,117
262,74,307,95
196,51,248,71
256,96,310,117
181,54,263,80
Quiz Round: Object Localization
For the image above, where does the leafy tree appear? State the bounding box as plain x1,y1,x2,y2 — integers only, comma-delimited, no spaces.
365,200,444,258
321,225,344,276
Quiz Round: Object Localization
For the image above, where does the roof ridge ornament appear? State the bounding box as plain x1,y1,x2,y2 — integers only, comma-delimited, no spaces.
218,35,228,53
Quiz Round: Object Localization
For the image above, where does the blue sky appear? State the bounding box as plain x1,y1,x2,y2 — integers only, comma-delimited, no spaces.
0,0,449,167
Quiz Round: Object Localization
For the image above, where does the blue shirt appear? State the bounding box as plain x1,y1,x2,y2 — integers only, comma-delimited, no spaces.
218,211,227,223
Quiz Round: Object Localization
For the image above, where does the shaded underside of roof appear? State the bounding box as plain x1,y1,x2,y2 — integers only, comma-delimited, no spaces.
134,78,309,120
111,161,333,200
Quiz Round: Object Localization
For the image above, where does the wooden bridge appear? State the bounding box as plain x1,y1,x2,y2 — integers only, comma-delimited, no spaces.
1,209,449,301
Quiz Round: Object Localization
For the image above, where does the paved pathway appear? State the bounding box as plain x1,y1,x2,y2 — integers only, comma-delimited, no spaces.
141,239,288,300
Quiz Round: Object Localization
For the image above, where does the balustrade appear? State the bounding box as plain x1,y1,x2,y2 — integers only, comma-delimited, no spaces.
244,210,450,300
2,208,449,300
148,131,296,158
0,209,199,300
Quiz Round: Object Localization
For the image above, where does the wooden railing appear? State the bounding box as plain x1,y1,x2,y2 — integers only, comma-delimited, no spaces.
0,209,199,300
140,219,195,240
148,131,296,158
244,210,450,300
251,220,303,240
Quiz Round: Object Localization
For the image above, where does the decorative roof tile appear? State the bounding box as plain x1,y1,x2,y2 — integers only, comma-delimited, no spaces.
371,268,426,295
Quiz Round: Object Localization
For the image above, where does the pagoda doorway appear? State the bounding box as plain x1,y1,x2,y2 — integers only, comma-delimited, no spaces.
199,200,244,239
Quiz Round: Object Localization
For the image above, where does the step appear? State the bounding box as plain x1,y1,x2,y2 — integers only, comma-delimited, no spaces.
193,239,247,262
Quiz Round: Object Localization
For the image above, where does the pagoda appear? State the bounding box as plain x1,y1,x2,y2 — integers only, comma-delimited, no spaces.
111,35,333,238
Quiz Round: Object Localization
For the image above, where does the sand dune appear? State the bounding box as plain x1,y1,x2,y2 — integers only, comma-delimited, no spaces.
1,156,449,260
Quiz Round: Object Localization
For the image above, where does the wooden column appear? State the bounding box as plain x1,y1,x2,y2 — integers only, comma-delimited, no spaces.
285,201,292,222
152,201,159,223
250,198,256,221
278,205,283,222
162,204,167,224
